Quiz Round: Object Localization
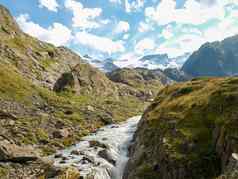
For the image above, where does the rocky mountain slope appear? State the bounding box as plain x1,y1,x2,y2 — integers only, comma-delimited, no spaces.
124,77,238,179
0,5,166,178
182,35,238,77
107,67,173,100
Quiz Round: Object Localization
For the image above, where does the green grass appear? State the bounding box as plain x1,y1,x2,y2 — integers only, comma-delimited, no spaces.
0,63,36,105
0,62,147,155
0,166,8,178
131,77,238,179
40,58,56,69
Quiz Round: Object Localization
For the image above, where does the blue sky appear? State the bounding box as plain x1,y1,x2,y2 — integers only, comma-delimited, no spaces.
0,0,238,61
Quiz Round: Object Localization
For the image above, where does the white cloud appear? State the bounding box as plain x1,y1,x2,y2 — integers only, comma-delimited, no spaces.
123,34,130,40
65,0,102,29
125,0,145,13
203,16,238,42
100,19,111,25
161,25,174,39
38,0,59,12
109,0,121,4
114,21,130,34
138,21,152,32
135,38,155,54
150,1,238,58
16,14,72,46
145,0,226,25
74,31,125,54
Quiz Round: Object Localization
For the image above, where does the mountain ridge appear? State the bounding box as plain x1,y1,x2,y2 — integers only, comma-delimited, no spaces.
182,34,238,77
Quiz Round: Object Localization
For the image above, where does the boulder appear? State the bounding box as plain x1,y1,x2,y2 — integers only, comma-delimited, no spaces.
55,120,65,129
86,105,94,112
98,149,116,166
52,128,69,138
54,153,63,158
99,113,114,125
0,110,17,119
81,155,95,164
0,140,38,163
71,150,81,155
89,140,109,149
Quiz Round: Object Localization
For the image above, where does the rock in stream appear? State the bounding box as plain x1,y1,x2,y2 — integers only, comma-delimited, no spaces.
51,116,141,179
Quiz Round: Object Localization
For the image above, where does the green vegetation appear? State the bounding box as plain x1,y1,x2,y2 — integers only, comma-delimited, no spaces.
126,77,238,179
0,61,147,155
0,63,36,105
107,68,164,95
40,58,56,69
0,166,8,178
0,4,158,178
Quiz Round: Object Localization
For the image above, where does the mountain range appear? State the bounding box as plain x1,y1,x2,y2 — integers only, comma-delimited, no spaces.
83,53,190,72
85,33,238,80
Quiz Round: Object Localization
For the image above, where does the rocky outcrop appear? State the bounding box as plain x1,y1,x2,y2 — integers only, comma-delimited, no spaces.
98,149,116,166
0,140,38,163
124,77,238,179
0,5,21,35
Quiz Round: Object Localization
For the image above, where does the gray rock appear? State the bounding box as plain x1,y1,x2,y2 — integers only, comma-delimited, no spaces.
0,140,38,163
89,140,109,149
71,150,81,155
98,149,116,166
52,128,69,138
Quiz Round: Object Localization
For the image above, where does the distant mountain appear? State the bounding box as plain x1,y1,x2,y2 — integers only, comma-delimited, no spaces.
182,35,238,77
114,53,190,70
107,67,172,100
163,68,191,82
83,55,119,72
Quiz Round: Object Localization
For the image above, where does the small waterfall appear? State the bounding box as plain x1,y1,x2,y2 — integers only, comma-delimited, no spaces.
52,116,141,179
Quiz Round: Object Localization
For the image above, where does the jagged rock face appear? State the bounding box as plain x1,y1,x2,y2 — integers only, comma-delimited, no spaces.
182,35,238,77
72,63,118,96
124,77,238,179
0,5,83,90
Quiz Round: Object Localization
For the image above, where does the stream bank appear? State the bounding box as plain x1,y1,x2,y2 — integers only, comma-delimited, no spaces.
52,116,141,179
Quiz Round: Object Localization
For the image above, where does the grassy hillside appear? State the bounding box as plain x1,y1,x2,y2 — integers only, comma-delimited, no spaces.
124,77,238,179
0,5,167,178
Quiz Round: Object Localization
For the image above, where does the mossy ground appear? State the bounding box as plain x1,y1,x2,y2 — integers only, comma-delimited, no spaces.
128,77,238,179
0,61,146,156
0,166,8,178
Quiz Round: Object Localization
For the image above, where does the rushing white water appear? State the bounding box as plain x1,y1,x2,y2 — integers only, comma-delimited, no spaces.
52,116,141,179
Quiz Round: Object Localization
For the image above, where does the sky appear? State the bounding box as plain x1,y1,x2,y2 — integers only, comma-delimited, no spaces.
0,0,238,61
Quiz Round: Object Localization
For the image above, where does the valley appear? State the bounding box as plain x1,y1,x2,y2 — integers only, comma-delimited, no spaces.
0,3,238,179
